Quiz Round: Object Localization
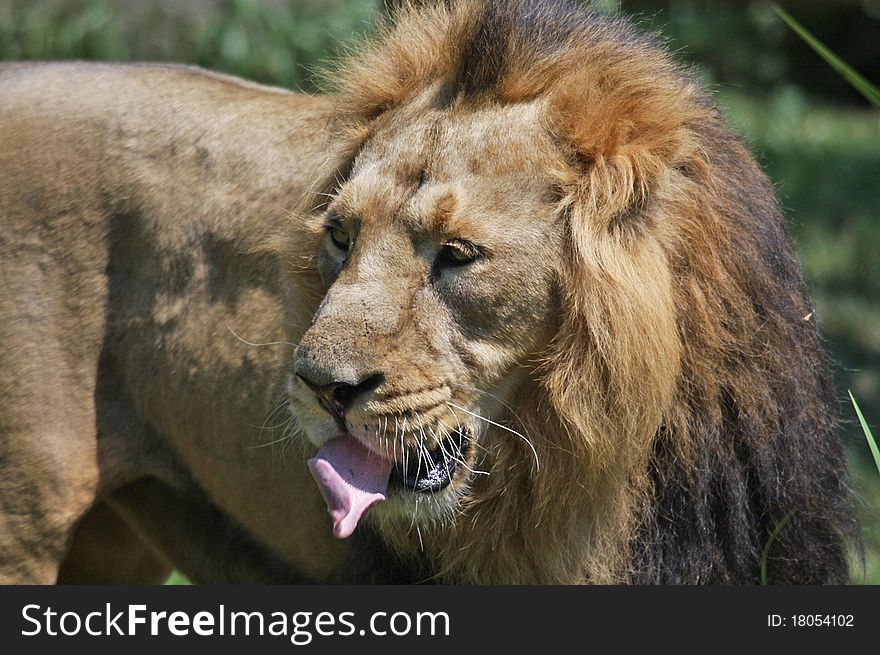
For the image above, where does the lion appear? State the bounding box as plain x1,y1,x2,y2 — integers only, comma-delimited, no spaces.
0,0,855,585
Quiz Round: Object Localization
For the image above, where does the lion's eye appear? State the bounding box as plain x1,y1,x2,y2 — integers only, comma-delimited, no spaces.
327,225,350,251
438,240,481,267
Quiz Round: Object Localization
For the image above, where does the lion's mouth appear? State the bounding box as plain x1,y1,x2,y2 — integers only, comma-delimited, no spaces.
307,428,471,539
389,427,469,493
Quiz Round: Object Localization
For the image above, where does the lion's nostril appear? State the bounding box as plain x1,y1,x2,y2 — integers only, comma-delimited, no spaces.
330,372,384,410
297,371,384,414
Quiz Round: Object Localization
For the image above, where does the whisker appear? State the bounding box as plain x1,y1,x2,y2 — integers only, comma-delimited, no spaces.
451,383,529,430
436,421,489,477
445,406,493,461
244,433,293,450
392,417,399,465
417,414,452,484
275,415,300,463
246,397,293,452
446,401,540,471
429,423,453,482
415,422,438,489
411,417,425,492
224,323,297,348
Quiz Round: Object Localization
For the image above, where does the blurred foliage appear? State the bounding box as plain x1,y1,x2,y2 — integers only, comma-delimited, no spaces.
0,0,378,92
620,0,880,108
1,0,877,583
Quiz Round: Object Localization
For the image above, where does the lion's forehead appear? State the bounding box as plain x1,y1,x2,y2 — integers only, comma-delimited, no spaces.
355,100,557,186
341,103,560,241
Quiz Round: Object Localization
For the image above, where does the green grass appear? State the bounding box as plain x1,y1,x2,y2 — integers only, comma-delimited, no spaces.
165,571,191,585
760,511,795,585
842,391,880,583
773,6,880,109
850,393,880,477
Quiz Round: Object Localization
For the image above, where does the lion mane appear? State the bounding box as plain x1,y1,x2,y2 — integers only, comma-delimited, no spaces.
290,0,855,584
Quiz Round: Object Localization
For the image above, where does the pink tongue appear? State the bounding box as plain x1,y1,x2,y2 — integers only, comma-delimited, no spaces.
307,435,393,539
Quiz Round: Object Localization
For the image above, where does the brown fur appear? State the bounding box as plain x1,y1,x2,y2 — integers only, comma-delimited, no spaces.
0,62,350,583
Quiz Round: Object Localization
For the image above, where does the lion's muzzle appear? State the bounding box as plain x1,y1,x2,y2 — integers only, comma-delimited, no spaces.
308,428,470,539
295,369,384,428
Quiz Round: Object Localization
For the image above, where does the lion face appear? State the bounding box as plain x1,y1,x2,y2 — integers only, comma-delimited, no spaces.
289,99,564,528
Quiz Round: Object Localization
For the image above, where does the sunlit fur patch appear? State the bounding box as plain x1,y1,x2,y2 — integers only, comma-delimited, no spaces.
363,384,453,418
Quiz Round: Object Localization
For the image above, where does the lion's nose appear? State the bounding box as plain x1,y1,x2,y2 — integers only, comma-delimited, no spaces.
296,370,384,414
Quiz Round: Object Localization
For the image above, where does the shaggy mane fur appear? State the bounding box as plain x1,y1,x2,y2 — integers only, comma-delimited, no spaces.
294,0,855,583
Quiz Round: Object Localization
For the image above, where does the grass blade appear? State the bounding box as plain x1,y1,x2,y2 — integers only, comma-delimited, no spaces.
849,391,880,477
773,5,880,109
760,510,795,585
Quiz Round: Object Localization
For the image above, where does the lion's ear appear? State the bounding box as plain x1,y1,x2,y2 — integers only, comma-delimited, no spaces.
548,65,702,233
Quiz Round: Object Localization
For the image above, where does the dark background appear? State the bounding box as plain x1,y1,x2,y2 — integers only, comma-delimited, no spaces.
1,585,875,650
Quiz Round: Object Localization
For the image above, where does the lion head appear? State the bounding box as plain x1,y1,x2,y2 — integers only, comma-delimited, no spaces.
278,0,853,584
